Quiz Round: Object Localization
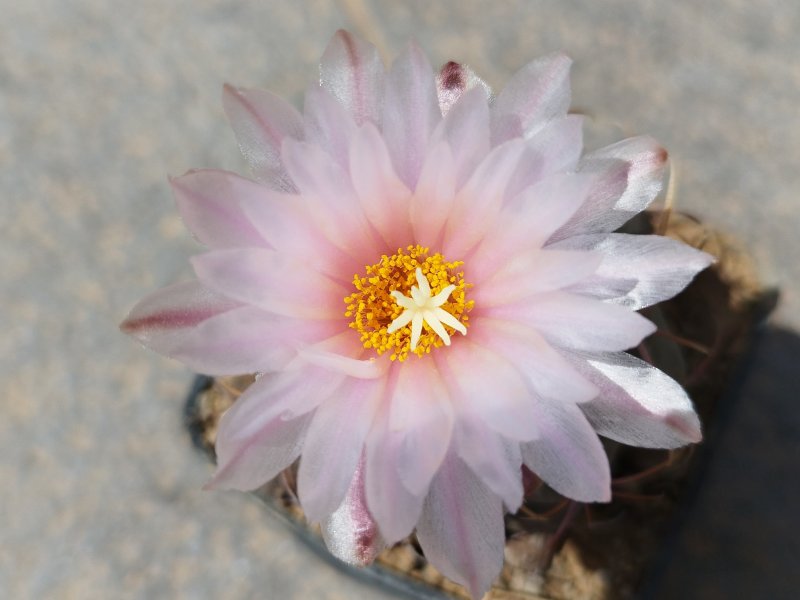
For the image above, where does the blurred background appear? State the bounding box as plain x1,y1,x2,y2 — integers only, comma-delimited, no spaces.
2,0,798,598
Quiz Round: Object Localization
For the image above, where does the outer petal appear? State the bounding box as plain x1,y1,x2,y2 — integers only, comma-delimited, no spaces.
321,455,386,566
520,397,612,502
454,415,523,512
416,453,505,600
121,280,239,352
430,86,491,189
566,351,703,448
551,233,715,309
222,84,303,191
320,30,385,126
191,247,347,320
443,139,526,258
551,136,668,240
365,397,426,544
348,123,412,248
472,318,599,405
491,53,572,143
435,61,491,116
491,291,657,352
390,360,454,495
170,170,267,249
382,41,441,189
302,84,358,169
137,305,337,376
438,340,538,442
298,377,384,523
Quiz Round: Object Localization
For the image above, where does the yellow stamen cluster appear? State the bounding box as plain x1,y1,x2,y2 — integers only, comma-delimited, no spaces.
344,245,474,361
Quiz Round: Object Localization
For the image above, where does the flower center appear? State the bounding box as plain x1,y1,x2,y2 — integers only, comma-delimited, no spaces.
344,245,473,361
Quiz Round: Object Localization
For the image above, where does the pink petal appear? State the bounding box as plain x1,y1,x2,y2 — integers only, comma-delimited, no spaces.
321,454,386,566
430,86,491,189
491,291,657,352
416,453,505,600
454,415,523,512
435,61,492,116
170,169,267,249
471,318,599,405
320,30,385,127
390,360,454,495
468,172,593,279
504,114,584,200
443,139,526,259
491,53,572,144
236,182,360,280
551,136,668,240
381,41,441,189
471,249,602,308
281,138,382,261
365,398,426,544
438,340,538,442
206,365,347,490
222,84,303,191
566,350,703,448
521,395,612,502
552,233,715,309
409,140,457,248
191,247,347,320
298,332,388,380
302,84,358,169
298,377,384,523
144,305,337,376
121,280,239,349
348,122,412,248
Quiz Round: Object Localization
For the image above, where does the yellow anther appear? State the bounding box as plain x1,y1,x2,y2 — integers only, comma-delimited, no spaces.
343,245,474,361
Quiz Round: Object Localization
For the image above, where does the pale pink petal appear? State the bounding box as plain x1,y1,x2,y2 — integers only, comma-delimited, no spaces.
563,273,638,302
504,114,584,200
298,377,384,523
491,53,572,144
302,84,358,169
144,306,337,376
170,169,267,249
521,395,611,502
321,455,386,566
491,291,657,352
471,318,599,405
121,280,239,350
468,173,592,279
435,61,491,116
455,415,523,512
438,340,538,442
381,41,441,189
298,332,388,380
320,30,385,127
551,136,668,239
551,233,715,309
471,249,601,308
390,360,454,495
222,84,302,191
206,366,345,490
348,122,412,248
191,248,346,320
430,86,491,189
365,399,426,544
443,139,526,258
281,138,382,260
409,140,457,248
566,351,702,448
416,453,505,600
237,183,360,280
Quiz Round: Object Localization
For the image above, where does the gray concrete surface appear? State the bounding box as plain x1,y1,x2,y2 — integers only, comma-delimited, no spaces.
2,1,798,598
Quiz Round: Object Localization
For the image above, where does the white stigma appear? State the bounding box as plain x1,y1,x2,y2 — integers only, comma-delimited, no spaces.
386,267,467,351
